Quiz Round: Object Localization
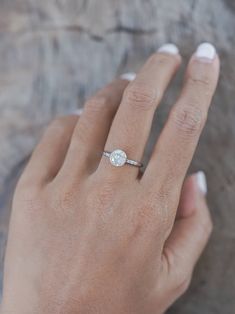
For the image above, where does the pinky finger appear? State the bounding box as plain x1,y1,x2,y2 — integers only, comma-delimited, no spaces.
19,113,80,187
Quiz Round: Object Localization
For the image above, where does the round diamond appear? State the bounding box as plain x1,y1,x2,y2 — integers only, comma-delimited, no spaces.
109,149,127,167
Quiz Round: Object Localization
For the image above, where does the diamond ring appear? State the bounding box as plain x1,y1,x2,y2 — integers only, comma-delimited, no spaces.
103,149,143,168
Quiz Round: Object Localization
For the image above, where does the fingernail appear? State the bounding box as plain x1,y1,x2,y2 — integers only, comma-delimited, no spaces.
120,72,136,81
158,43,179,55
195,43,216,61
196,171,207,195
72,108,83,115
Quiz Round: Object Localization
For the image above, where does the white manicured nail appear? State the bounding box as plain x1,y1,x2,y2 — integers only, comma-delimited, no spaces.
120,72,136,81
195,43,216,61
196,171,207,195
72,108,83,115
158,43,179,55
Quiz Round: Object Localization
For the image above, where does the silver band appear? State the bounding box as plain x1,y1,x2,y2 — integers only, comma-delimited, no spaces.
103,149,143,168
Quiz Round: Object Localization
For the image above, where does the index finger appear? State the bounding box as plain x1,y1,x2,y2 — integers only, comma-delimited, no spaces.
144,43,220,195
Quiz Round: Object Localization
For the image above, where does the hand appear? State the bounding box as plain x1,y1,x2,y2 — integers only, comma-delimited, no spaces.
1,43,220,314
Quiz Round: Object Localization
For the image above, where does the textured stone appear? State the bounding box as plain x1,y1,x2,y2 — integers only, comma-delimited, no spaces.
0,0,235,313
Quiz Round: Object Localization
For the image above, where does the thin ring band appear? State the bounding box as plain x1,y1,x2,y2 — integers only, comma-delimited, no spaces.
103,149,143,168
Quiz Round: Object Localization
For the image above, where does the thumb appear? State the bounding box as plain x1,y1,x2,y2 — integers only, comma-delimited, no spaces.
163,172,213,284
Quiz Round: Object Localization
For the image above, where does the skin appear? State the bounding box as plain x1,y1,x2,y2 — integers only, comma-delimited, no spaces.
1,48,220,314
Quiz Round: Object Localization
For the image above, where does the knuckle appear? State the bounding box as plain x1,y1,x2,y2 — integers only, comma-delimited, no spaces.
13,183,44,219
137,202,157,228
15,180,40,201
188,75,211,91
150,52,176,66
175,275,192,295
47,117,69,135
187,65,214,95
171,104,207,136
136,193,168,232
86,175,119,224
86,94,108,113
124,83,157,110
165,245,193,296
93,181,116,209
73,118,89,145
49,117,65,129
50,181,79,211
58,189,74,210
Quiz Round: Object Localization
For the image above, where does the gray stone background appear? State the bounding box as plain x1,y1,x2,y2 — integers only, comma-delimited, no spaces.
0,0,235,313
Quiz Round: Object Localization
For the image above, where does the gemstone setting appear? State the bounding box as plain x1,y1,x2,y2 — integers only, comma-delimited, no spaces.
109,149,127,167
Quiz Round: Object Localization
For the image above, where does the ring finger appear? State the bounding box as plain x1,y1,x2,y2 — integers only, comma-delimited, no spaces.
98,44,181,179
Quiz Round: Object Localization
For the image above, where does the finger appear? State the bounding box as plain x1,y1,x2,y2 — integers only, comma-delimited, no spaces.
145,43,220,194
19,114,80,186
98,44,181,178
163,172,212,289
176,171,207,219
58,77,130,178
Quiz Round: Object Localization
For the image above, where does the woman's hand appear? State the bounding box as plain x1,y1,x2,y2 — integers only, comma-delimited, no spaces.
1,43,220,314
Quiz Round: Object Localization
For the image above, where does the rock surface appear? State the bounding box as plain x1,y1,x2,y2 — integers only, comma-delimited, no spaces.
0,0,235,313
